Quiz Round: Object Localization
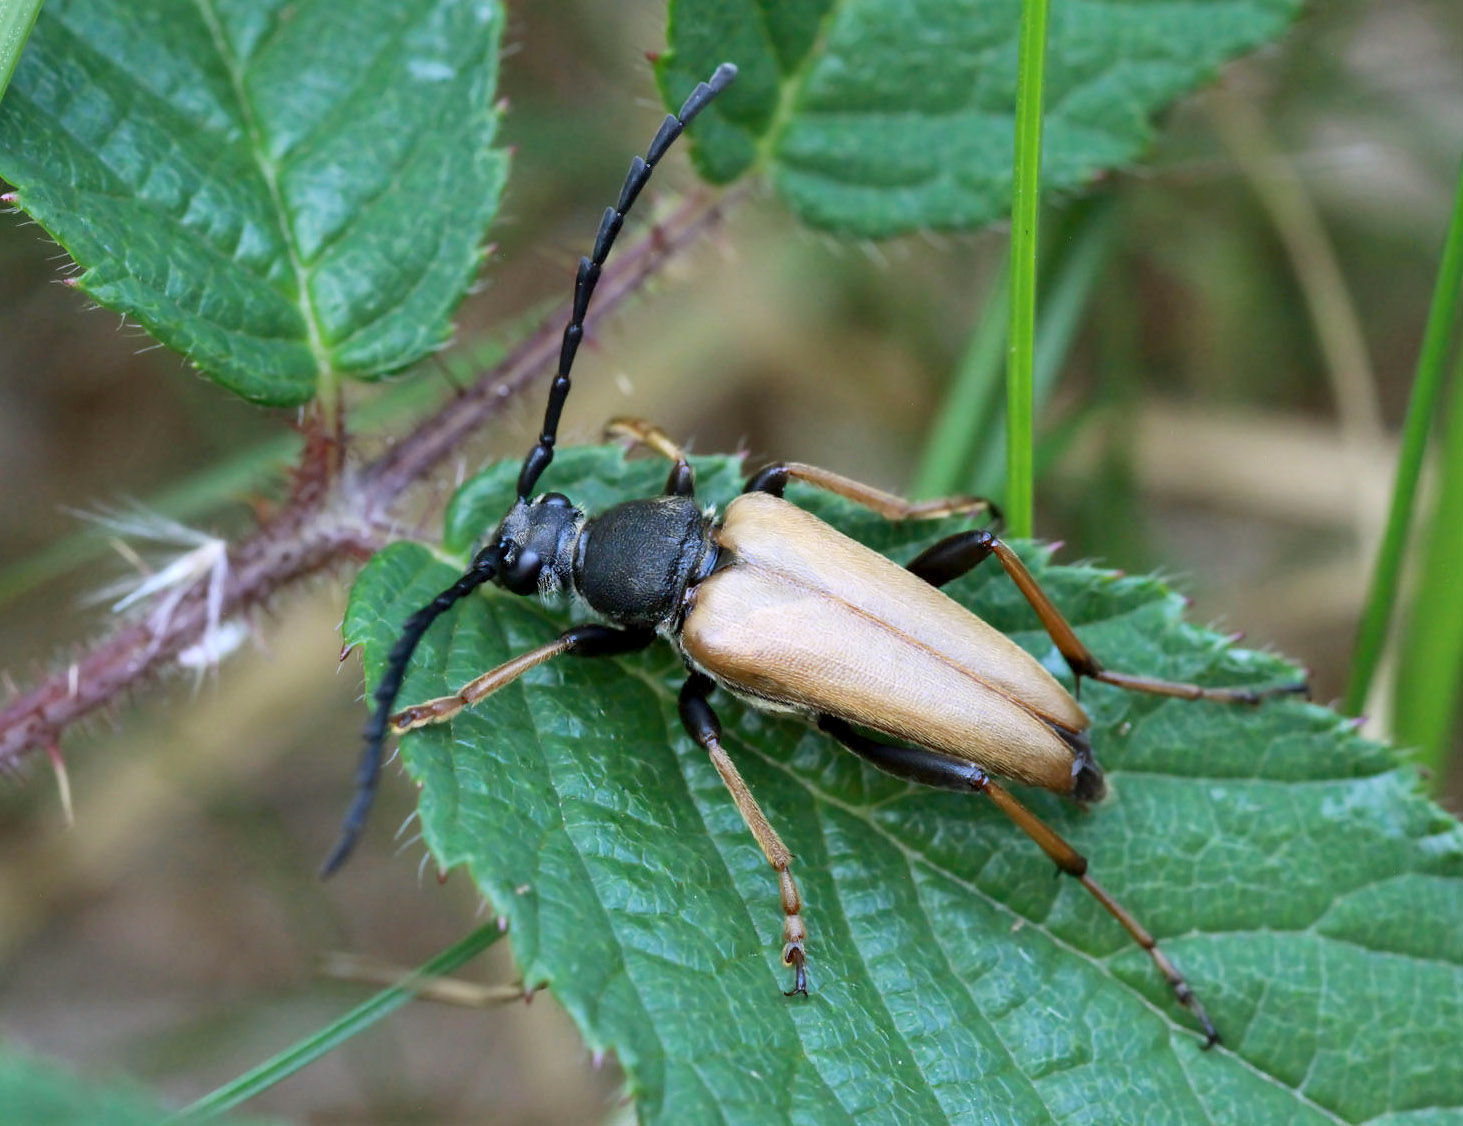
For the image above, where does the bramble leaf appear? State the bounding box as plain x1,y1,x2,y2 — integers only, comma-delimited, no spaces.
658,0,1303,236
346,447,1463,1125
0,0,507,405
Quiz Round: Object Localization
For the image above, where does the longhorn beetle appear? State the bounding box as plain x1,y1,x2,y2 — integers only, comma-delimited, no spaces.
324,62,1305,1047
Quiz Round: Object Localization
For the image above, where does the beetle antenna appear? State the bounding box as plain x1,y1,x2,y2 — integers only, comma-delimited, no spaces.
322,547,499,875
515,62,738,500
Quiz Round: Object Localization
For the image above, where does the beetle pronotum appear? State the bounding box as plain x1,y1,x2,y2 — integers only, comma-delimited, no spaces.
325,62,1305,1046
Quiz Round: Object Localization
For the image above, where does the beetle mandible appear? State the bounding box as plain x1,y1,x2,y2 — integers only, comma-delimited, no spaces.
324,62,1305,1047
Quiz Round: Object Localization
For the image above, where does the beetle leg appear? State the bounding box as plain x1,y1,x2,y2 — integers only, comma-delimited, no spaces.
818,715,1220,1047
905,529,997,588
745,461,999,524
680,673,809,996
983,777,1223,1049
391,624,655,732
604,416,695,497
909,530,1309,702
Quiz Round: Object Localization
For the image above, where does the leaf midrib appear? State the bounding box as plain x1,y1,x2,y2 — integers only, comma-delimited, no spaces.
749,0,842,175
192,0,333,389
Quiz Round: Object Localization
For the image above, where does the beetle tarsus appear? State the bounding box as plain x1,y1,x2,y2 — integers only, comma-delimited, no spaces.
783,944,808,997
388,626,656,736
824,745,1222,1044
1173,979,1221,1048
1187,994,1223,1047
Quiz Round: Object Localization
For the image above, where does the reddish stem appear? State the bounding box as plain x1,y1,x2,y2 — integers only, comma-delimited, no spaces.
0,188,736,772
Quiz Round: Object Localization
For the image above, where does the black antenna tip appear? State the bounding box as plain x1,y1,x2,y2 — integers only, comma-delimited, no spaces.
320,834,354,879
710,62,738,91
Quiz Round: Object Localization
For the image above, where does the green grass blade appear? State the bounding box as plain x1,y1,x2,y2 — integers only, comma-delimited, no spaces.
911,252,1010,499
913,198,1117,506
971,197,1118,497
1006,0,1050,537
172,924,501,1120
1394,345,1463,784
1345,157,1463,715
0,0,41,104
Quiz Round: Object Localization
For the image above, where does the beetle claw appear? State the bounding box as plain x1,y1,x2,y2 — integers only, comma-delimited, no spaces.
783,945,808,996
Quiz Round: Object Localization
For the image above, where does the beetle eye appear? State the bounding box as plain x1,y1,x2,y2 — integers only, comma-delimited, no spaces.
502,548,542,593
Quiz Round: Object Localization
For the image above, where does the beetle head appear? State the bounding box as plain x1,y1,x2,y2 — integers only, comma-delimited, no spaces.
492,492,584,597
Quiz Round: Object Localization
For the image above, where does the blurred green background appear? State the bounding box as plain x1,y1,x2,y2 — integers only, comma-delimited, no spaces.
0,0,1460,1120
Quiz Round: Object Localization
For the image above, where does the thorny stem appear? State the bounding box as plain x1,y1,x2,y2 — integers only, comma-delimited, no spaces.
0,187,738,772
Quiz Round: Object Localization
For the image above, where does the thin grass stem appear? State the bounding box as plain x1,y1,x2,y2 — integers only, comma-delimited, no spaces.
171,924,502,1120
912,252,1010,499
1394,344,1463,783
1006,0,1050,537
1344,157,1463,716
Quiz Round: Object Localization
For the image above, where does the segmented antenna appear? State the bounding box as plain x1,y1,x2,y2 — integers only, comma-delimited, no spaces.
515,62,738,500
322,547,498,875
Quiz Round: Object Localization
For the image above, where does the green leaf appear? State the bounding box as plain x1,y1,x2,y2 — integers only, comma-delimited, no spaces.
0,0,41,105
0,1051,274,1126
1394,345,1463,781
1352,158,1463,720
344,447,1463,1124
658,0,1302,236
0,0,507,406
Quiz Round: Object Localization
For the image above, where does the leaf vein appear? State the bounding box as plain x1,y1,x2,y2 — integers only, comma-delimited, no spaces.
905,860,1062,1123
192,0,334,388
